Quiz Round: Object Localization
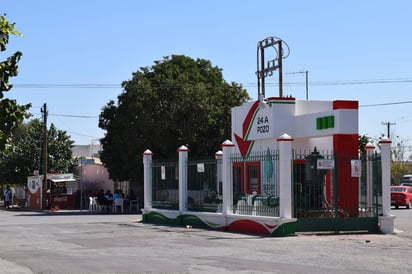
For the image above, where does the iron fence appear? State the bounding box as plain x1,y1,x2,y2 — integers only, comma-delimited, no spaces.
230,149,280,217
293,149,382,232
151,160,179,210
186,158,222,213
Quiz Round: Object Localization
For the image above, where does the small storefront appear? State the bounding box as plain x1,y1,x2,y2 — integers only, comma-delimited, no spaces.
49,174,77,209
27,173,78,210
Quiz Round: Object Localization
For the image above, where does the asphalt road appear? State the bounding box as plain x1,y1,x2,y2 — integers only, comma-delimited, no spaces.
391,207,412,240
0,208,411,274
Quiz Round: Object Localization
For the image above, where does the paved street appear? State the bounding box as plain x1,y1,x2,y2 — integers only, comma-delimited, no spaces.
0,209,411,274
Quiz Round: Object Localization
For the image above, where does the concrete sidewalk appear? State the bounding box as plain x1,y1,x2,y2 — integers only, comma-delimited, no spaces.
0,209,410,273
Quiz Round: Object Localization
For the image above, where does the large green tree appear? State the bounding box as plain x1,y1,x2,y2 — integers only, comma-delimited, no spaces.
0,119,75,186
99,55,250,182
0,14,31,153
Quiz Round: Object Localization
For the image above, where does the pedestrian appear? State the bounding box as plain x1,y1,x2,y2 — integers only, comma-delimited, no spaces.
4,186,11,209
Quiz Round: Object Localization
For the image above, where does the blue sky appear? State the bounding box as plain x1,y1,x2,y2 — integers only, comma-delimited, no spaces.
2,1,412,147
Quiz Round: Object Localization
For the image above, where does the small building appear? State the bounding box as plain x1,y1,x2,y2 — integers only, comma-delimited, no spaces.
27,173,77,210
73,157,115,197
141,96,394,235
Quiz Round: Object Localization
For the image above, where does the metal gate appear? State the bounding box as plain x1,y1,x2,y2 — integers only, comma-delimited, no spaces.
186,158,221,212
151,160,179,210
293,150,381,233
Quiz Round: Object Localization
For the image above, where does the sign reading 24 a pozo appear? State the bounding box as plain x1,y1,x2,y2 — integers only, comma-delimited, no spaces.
232,98,296,158
247,110,274,140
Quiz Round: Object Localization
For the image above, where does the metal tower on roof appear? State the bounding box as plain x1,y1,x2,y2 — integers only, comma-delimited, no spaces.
256,37,290,99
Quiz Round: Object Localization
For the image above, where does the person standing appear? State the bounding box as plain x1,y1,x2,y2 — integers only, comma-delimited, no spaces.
4,186,11,209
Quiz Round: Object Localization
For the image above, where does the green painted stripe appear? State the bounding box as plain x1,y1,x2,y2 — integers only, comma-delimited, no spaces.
245,108,260,140
267,101,296,105
245,140,255,158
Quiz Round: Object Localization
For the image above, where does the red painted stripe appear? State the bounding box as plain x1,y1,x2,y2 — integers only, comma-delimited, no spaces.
333,100,358,110
242,101,259,136
277,137,294,142
294,159,305,165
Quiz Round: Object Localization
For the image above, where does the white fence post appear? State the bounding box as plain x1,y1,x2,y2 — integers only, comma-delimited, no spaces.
177,145,189,212
143,149,153,210
277,133,293,219
365,142,375,210
379,138,395,233
221,140,234,215
215,150,223,197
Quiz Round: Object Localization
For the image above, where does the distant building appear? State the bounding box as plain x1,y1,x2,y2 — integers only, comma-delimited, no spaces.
72,157,114,196
71,145,138,205
72,144,102,158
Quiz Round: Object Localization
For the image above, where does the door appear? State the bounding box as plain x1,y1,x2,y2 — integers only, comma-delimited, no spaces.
232,161,261,195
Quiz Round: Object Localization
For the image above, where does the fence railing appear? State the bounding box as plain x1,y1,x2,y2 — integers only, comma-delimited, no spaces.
230,149,280,217
293,150,382,219
151,160,179,210
186,158,222,212
149,148,382,219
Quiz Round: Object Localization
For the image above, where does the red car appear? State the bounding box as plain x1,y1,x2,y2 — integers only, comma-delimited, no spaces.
391,186,412,209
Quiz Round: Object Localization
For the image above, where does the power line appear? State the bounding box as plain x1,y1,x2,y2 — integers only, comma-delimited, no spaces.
11,77,412,89
13,83,120,89
31,101,412,120
66,130,101,139
242,78,412,87
31,113,98,119
49,113,98,119
360,101,412,107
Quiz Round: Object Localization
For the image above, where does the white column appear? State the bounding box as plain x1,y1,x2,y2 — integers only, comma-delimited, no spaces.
379,138,395,233
365,142,375,210
143,149,153,210
177,145,189,212
215,150,223,196
277,133,293,219
379,138,392,217
221,140,234,215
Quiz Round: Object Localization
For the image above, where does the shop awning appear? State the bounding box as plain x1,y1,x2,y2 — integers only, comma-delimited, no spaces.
51,178,76,183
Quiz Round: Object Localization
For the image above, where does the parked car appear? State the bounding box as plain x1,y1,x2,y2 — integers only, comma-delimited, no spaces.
391,186,412,209
401,174,412,180
400,182,412,187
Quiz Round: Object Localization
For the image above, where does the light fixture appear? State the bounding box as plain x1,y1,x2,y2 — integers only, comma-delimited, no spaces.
258,94,266,108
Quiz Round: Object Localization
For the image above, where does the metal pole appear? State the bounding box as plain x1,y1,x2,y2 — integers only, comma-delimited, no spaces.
41,103,48,210
257,45,261,98
80,158,83,212
278,40,283,97
260,42,265,98
305,70,309,100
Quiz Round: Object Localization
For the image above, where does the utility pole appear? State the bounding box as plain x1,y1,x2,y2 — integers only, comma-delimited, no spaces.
305,70,309,100
286,70,309,100
381,121,396,138
41,103,48,210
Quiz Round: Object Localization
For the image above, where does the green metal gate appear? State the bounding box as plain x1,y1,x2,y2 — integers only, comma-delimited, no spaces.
151,160,179,210
293,150,381,233
186,158,222,212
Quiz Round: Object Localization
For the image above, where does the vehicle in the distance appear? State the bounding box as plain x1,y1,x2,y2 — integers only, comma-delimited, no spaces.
401,174,412,180
399,174,412,187
391,186,412,209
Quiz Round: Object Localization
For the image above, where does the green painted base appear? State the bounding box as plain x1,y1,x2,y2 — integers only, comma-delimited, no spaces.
271,221,297,237
142,212,181,226
143,211,297,237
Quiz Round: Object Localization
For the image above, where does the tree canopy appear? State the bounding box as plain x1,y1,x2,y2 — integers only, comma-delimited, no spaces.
0,119,75,186
0,14,31,153
99,55,250,182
